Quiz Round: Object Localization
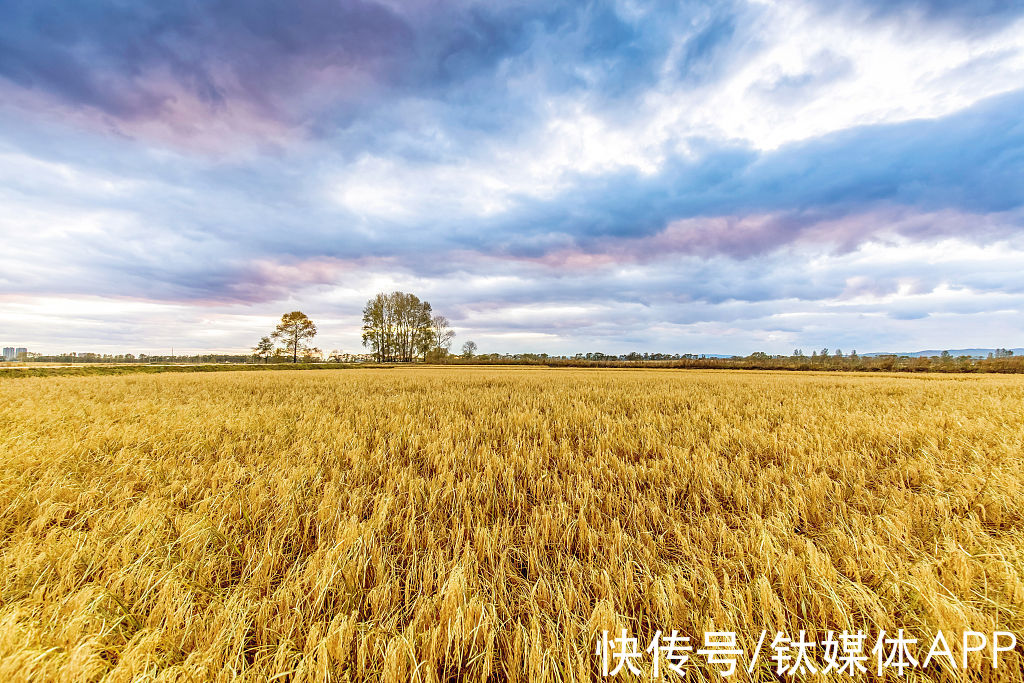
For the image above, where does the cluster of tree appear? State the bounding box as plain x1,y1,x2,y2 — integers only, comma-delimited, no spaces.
361,292,457,362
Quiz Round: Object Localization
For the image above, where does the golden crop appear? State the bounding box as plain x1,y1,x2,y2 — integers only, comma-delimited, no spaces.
1,368,1023,681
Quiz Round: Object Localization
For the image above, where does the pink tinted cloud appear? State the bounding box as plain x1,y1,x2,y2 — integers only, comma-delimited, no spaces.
520,208,1019,270
0,0,420,151
228,257,355,300
0,62,374,153
220,254,409,304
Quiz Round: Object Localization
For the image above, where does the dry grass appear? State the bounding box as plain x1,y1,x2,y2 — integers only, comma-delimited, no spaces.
1,367,1023,681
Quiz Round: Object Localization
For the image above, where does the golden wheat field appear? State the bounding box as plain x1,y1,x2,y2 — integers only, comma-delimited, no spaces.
2,367,1023,682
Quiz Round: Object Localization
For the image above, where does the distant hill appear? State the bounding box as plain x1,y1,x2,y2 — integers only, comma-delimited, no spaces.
862,348,1024,358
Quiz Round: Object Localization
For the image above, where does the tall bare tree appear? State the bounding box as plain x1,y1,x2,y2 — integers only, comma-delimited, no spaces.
430,315,456,354
271,311,317,363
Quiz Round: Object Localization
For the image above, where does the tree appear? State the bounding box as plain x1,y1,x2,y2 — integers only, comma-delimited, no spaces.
362,293,391,363
406,295,434,361
430,314,456,355
461,340,477,358
271,311,317,363
253,336,274,363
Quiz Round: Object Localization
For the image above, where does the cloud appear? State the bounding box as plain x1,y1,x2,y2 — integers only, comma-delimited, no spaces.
749,50,853,103
7,236,1023,355
1,0,1023,353
0,1,692,147
809,0,1024,35
0,0,413,117
461,89,1024,261
1,89,1022,308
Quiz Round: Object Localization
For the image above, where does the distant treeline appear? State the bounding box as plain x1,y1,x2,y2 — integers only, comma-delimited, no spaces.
26,353,254,364
447,350,1024,373
0,362,372,380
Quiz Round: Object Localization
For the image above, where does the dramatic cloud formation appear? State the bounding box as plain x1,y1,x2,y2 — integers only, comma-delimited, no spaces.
1,0,1022,354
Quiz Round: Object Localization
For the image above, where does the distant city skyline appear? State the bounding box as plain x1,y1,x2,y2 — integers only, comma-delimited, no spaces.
1,1,1022,355
2,347,27,361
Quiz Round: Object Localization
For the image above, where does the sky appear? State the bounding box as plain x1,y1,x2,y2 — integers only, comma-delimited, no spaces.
1,0,1023,356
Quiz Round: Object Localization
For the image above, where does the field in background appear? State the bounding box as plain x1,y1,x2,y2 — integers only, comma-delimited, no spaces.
2,368,1023,681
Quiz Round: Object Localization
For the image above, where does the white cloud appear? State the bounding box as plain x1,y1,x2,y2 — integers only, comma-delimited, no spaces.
329,2,1024,227
3,1,1023,355
654,2,1024,150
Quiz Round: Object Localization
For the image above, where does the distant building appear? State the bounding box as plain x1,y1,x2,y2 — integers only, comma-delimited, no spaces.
333,352,375,363
15,347,27,360
2,347,14,361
